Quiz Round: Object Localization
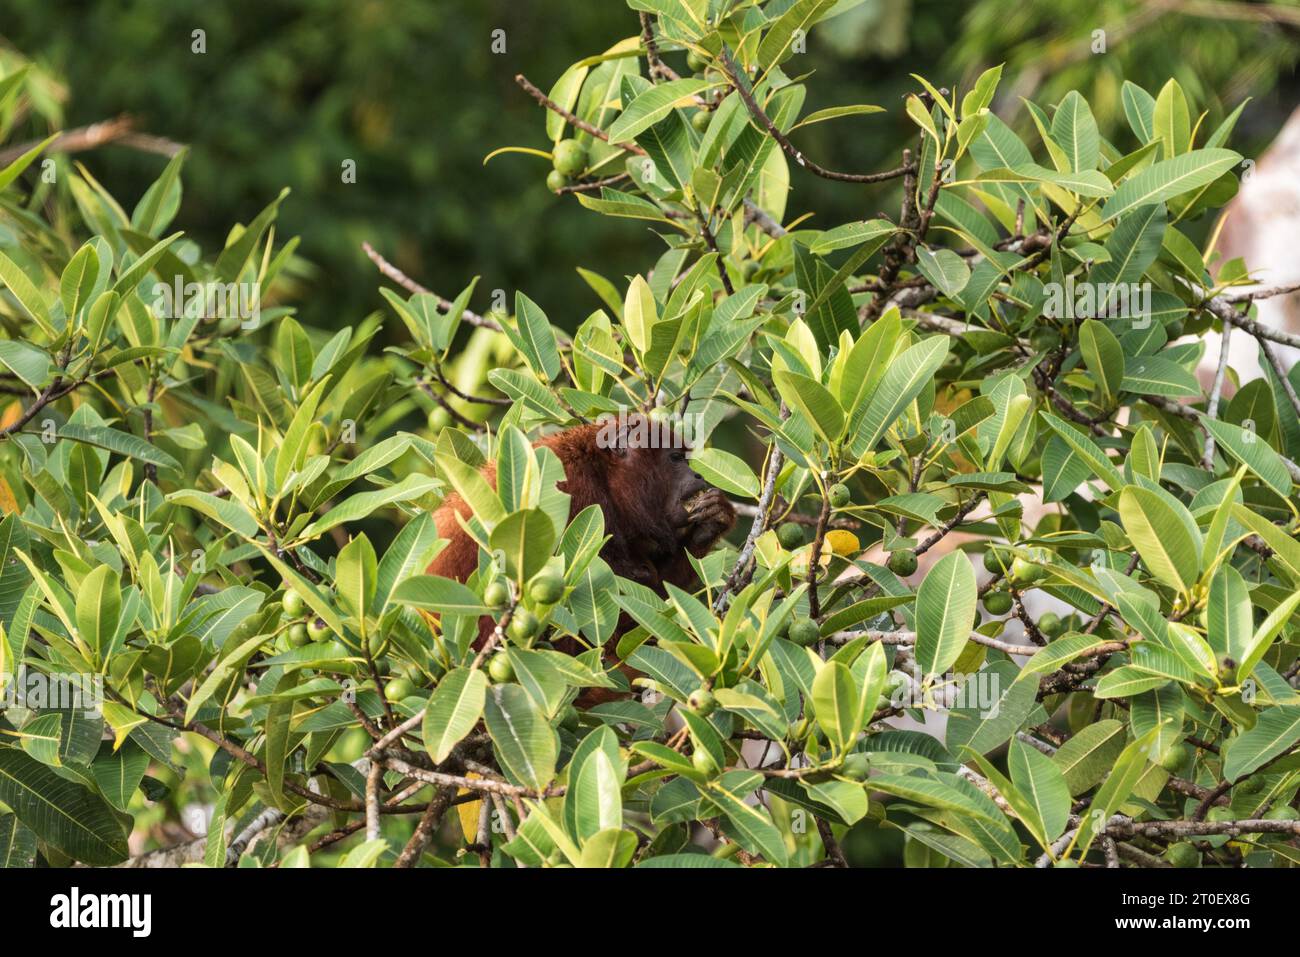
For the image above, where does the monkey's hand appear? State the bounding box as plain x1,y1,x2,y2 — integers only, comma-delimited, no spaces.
677,488,735,555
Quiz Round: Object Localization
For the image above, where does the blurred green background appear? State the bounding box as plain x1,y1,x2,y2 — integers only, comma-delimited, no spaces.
4,0,1299,341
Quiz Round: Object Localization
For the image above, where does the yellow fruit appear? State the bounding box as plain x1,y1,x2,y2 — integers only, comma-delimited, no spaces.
825,529,859,556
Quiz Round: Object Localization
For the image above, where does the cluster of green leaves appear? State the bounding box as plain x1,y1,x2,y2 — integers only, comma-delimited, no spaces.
0,1,1298,868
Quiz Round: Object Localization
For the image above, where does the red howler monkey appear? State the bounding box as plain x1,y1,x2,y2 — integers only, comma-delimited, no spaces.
427,415,735,645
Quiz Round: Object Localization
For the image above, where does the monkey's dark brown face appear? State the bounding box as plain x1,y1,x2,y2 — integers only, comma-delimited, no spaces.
666,447,709,517
604,430,734,555
614,443,707,520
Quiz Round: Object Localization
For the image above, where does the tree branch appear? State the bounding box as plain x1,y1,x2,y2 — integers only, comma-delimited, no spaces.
716,48,912,185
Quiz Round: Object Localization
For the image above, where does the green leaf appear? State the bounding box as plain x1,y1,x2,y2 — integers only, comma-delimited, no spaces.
1117,485,1200,594
1001,740,1068,848
339,838,389,868
1206,565,1251,665
608,78,712,142
1238,590,1300,683
131,147,189,237
298,474,439,540
485,683,558,792
1018,633,1110,678
791,104,885,130
423,667,489,764
1051,91,1099,172
914,551,977,678
57,422,179,470
706,783,789,866
915,247,970,298
621,274,657,353
1051,719,1126,795
185,631,268,724
1090,203,1166,293
975,164,1113,197
546,63,590,142
1199,416,1292,498
111,231,183,298
869,772,999,821
75,564,121,657
214,188,288,283
488,368,570,421
961,64,1003,119
0,133,56,192
391,575,489,617
1152,79,1190,159
0,748,127,865
946,662,1038,756
1222,706,1300,782
688,447,760,498
275,316,313,393
578,827,637,868
511,292,561,382
757,0,837,70
437,438,507,527
1231,504,1300,585
852,336,949,454
773,370,845,446
1093,666,1178,699
808,218,896,255
0,812,36,868
490,508,557,582
0,251,55,337
274,376,329,490
375,513,442,610
569,731,625,842
1101,149,1242,221
1121,355,1201,398
1039,413,1123,489
167,490,259,537
60,244,101,322
1122,81,1156,142
336,534,378,626
263,670,299,810
1078,320,1123,404
0,340,51,390
1076,725,1162,854
812,660,861,755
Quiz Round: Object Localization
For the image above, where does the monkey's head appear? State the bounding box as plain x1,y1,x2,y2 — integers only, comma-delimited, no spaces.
600,413,710,536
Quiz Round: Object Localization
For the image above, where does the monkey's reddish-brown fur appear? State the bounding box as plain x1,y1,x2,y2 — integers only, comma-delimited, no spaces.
427,422,735,646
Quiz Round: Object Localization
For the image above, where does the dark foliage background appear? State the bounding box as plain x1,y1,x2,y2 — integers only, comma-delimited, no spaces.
6,0,1299,334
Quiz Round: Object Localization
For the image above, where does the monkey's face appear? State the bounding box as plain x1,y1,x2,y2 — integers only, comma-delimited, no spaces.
606,415,710,526
665,446,710,518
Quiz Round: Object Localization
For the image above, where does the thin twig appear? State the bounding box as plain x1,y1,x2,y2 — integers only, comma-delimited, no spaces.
394,786,454,868
639,13,672,82
716,48,912,185
1260,336,1300,421
0,115,185,165
360,241,500,331
365,759,384,841
515,74,646,156
715,412,786,612
1203,322,1232,469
